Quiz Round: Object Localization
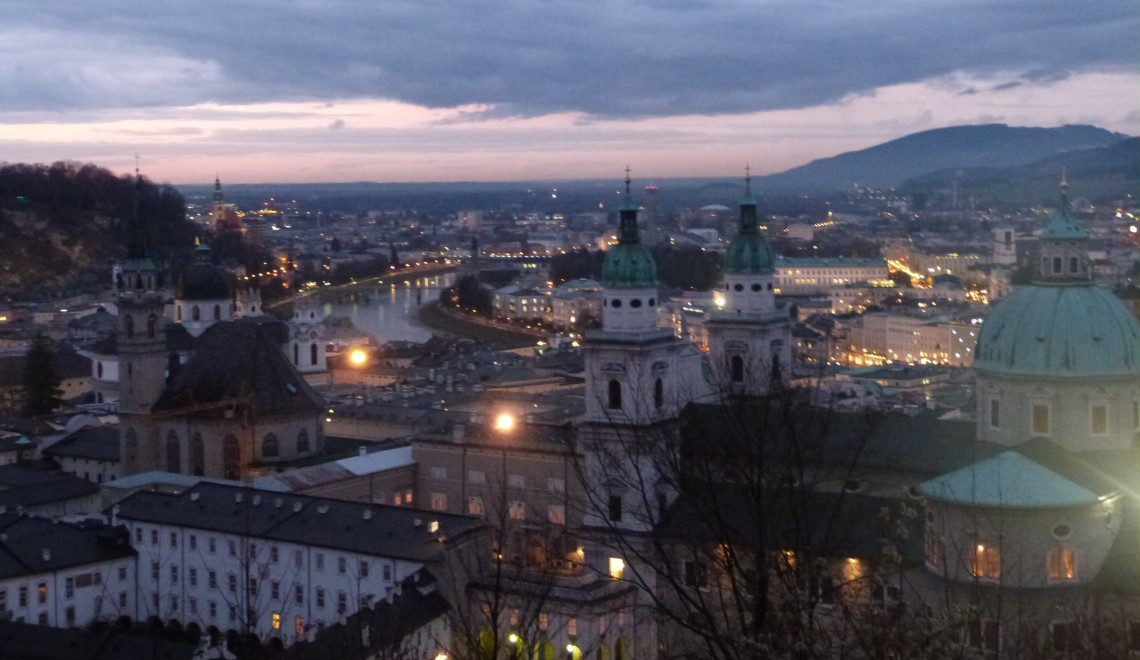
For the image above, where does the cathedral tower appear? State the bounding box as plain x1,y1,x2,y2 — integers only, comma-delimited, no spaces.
705,171,792,395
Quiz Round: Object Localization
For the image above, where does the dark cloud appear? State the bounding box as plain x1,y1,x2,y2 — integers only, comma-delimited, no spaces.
1,0,1135,119
992,81,1024,91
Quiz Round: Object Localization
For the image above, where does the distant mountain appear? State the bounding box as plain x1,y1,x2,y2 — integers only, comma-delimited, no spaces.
898,137,1140,204
757,124,1130,193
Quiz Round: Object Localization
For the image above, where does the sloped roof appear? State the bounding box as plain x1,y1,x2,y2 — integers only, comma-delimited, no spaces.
0,514,134,580
917,451,1102,509
43,425,120,462
114,482,486,563
152,317,324,418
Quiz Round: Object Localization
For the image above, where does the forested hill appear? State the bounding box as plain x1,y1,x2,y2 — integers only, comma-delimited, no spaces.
0,162,197,301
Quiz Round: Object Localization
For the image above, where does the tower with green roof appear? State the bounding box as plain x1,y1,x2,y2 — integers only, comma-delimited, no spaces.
705,170,792,393
580,170,711,536
599,168,661,334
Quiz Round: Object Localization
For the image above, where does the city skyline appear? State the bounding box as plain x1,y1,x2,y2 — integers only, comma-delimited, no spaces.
2,0,1136,184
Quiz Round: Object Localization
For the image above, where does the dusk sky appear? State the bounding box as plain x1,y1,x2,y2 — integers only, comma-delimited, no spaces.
2,0,1136,184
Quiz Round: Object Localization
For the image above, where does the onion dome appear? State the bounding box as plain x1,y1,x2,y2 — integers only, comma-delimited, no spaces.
601,169,657,288
177,243,232,300
723,169,775,275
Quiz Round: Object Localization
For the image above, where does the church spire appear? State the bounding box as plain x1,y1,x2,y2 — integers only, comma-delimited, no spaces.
125,164,149,260
618,166,640,244
738,165,759,236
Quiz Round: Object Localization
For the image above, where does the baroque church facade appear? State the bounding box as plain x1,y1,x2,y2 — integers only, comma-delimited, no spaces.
115,180,326,481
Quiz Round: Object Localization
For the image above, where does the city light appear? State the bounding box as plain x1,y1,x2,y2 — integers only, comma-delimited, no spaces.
349,348,367,366
494,413,516,432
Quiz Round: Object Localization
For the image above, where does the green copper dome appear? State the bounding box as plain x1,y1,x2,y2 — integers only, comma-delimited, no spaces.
724,234,775,275
602,241,657,288
975,284,1140,378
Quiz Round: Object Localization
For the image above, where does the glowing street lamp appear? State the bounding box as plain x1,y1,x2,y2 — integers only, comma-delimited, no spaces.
348,348,368,367
494,413,516,432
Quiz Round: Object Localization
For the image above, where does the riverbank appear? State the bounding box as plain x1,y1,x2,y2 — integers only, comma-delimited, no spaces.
416,301,541,349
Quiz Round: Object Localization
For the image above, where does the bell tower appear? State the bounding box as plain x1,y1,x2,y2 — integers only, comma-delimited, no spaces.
117,168,170,473
706,169,792,395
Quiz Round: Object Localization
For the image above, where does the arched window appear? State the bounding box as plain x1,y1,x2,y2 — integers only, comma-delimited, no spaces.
213,304,221,321
223,435,240,480
96,362,103,379
731,355,745,383
654,378,664,409
166,430,181,473
124,428,138,466
147,314,157,339
192,305,200,322
296,429,310,454
191,433,205,476
1070,256,1079,274
310,344,318,366
124,315,134,339
262,433,279,458
607,380,622,410
293,344,299,366
176,305,182,321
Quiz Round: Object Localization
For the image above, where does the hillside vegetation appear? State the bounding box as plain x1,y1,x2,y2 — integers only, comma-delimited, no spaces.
0,162,197,301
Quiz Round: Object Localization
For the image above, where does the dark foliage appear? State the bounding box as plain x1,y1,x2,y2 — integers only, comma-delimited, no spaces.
21,334,63,416
0,161,197,300
441,275,493,316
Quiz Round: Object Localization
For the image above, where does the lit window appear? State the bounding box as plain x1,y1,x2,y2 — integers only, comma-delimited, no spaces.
971,543,1001,580
548,504,566,525
431,492,448,511
508,501,526,520
1047,547,1076,582
272,612,281,630
609,557,625,579
467,496,485,517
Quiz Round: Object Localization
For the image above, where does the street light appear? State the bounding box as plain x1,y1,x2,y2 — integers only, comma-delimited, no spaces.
494,413,515,432
349,348,367,367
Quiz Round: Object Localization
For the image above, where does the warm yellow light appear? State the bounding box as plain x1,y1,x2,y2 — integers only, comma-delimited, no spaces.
494,413,515,432
349,349,367,366
508,633,519,644
609,557,625,579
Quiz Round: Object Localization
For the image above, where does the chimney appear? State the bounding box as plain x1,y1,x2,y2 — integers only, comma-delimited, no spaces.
110,505,120,526
42,548,51,562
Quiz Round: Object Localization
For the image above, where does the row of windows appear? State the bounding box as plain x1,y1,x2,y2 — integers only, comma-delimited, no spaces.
428,468,564,493
133,528,392,579
606,378,665,410
292,343,320,366
988,399,1140,435
607,297,655,309
176,303,226,323
924,533,1077,582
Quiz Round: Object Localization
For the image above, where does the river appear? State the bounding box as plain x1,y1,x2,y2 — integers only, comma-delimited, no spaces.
319,272,457,344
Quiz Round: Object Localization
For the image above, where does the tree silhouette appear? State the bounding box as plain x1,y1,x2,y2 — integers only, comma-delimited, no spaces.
21,334,63,416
